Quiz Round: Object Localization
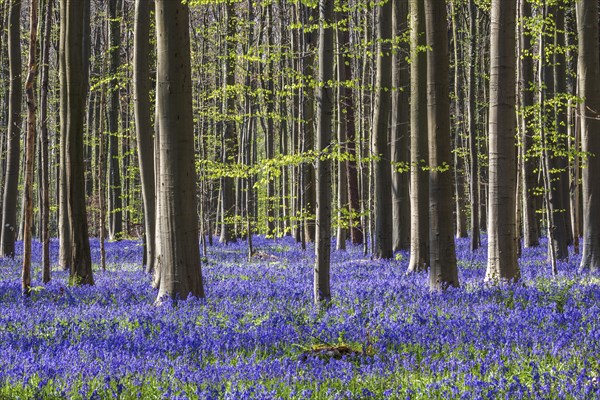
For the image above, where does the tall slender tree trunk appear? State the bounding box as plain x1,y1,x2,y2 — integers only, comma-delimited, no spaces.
425,0,459,290
40,0,53,283
519,0,539,248
577,0,600,273
22,0,38,295
485,0,520,282
220,0,237,244
314,0,334,304
408,0,428,273
468,0,481,251
62,0,94,285
372,0,393,259
0,0,22,258
58,0,70,270
134,0,155,273
302,5,316,243
340,8,363,246
335,20,347,251
391,0,410,252
155,0,204,302
108,0,123,240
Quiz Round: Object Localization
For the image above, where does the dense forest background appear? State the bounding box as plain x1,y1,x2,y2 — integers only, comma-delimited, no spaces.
0,0,599,302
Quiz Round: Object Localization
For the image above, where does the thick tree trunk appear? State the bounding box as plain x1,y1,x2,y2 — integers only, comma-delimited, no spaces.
577,0,600,272
408,0,429,273
485,0,520,282
0,0,22,258
372,0,393,259
62,0,94,285
58,0,70,270
425,0,459,290
155,0,204,302
134,0,155,273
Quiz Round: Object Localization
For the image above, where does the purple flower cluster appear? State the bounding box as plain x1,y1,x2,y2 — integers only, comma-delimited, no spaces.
0,236,599,398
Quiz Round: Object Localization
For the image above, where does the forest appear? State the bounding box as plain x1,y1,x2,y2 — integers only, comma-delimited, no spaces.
1,0,600,398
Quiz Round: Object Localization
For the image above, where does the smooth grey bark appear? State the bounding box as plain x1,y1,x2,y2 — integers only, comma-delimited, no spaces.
372,0,393,259
0,0,22,258
391,0,410,252
425,0,459,291
577,0,600,273
62,0,93,285
108,0,123,240
407,0,429,273
134,0,155,273
314,0,334,304
485,0,520,282
155,0,204,302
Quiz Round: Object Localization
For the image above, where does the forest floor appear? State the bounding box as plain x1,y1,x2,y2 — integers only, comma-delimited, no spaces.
0,235,599,399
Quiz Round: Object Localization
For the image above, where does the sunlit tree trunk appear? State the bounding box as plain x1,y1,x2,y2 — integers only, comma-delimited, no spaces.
155,0,204,302
134,0,155,273
408,0,428,273
485,0,520,282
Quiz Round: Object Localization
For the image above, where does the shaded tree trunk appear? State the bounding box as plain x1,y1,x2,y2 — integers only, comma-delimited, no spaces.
22,0,38,295
577,0,600,273
372,0,393,259
62,0,94,285
0,0,22,258
314,0,334,304
108,0,123,240
425,0,459,290
391,0,410,252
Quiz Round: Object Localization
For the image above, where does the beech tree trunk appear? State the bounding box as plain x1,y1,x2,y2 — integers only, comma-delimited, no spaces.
425,0,459,290
408,0,429,273
577,0,600,272
108,0,123,240
372,0,393,259
22,0,38,295
0,0,22,258
62,0,94,285
155,0,204,302
314,0,334,304
134,0,155,273
485,0,520,282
